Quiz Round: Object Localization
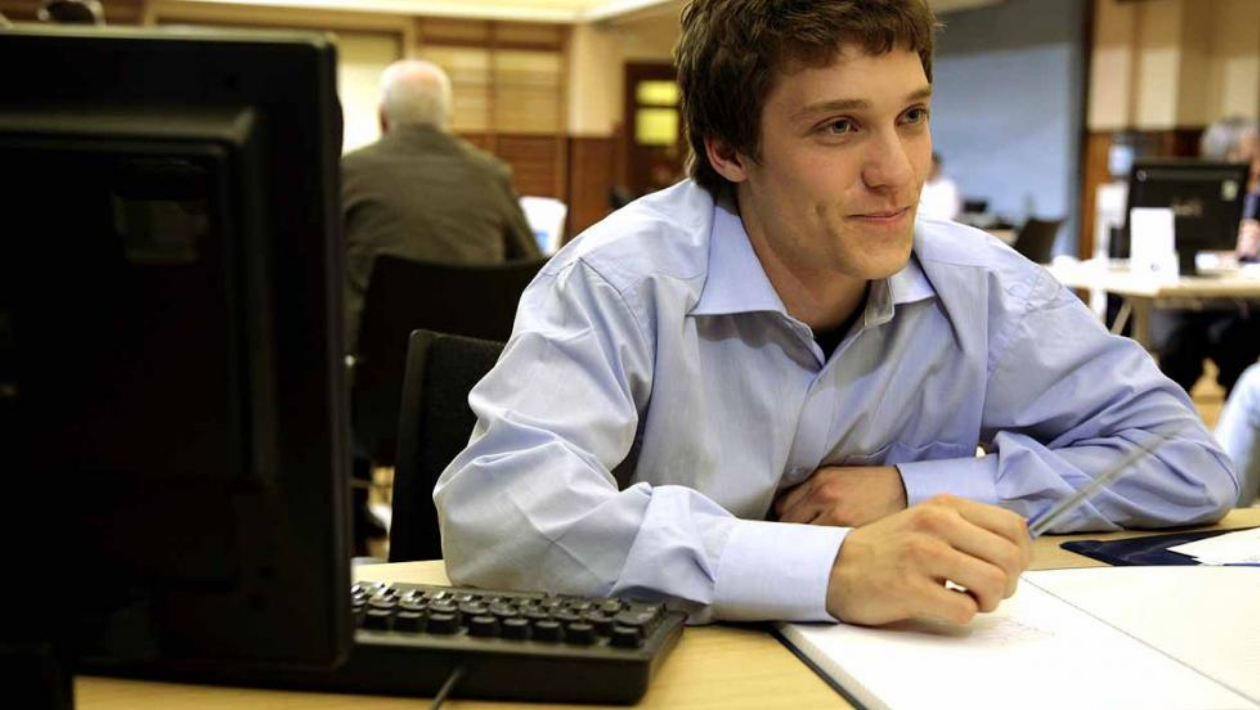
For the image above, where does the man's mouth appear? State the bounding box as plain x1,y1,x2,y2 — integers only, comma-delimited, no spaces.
849,206,911,222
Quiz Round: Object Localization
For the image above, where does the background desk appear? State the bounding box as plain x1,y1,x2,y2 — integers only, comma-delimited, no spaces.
77,508,1260,709
1047,260,1260,348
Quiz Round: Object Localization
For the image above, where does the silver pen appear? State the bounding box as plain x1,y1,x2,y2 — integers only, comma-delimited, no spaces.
1027,421,1192,538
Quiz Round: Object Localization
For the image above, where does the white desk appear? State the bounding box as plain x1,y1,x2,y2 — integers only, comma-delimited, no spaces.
1047,259,1260,348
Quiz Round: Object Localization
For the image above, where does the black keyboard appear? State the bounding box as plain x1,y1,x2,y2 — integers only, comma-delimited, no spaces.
323,581,687,705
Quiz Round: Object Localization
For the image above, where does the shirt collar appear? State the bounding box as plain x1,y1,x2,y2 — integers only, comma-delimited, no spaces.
691,199,938,321
690,195,789,317
866,244,936,328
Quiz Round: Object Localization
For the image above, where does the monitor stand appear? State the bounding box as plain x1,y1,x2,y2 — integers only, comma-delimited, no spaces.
1178,249,1198,277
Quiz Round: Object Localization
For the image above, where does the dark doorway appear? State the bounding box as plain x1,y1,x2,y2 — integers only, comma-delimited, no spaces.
623,62,686,198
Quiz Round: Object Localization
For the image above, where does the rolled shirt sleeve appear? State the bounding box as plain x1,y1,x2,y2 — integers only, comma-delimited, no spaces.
435,259,841,622
899,269,1237,532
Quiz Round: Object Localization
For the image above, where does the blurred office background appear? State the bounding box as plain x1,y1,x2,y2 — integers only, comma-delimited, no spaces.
6,0,1255,546
5,0,1252,257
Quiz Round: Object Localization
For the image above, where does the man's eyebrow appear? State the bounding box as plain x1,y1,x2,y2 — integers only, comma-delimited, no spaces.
791,85,934,123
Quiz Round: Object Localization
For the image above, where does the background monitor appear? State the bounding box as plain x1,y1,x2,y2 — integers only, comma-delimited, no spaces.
1120,159,1250,274
0,25,350,705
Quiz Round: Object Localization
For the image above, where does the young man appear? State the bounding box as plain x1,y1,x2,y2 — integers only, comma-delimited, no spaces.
435,0,1236,626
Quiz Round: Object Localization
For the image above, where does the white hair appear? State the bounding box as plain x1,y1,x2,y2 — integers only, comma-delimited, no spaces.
1201,116,1260,161
379,60,453,131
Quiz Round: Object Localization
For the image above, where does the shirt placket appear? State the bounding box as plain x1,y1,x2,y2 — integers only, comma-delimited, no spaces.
780,316,866,486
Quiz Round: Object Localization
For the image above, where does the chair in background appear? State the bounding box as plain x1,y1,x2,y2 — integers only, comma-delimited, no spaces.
351,254,544,468
389,329,504,562
1012,217,1065,264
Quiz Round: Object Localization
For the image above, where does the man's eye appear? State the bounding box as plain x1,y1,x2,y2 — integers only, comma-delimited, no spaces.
826,119,855,135
904,108,930,124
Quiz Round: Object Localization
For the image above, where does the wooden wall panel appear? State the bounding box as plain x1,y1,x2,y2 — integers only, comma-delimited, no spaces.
462,132,566,202
495,134,565,199
1079,130,1113,259
567,136,618,239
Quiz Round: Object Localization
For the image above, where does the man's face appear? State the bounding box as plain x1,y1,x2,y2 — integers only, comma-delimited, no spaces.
732,47,933,284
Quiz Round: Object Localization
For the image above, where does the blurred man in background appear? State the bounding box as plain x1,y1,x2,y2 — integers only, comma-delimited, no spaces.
341,59,541,554
917,152,960,222
341,59,539,355
37,0,104,24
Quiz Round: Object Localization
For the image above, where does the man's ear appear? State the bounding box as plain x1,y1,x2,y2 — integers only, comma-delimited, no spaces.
704,135,750,184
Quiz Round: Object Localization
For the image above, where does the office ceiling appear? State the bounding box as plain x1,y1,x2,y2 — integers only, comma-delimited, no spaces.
183,0,1006,24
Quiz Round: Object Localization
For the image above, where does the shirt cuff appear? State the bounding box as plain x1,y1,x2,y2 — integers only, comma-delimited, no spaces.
897,454,1000,507
712,519,847,622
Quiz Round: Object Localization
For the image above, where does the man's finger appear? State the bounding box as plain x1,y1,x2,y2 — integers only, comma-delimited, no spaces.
933,514,1026,597
934,495,1032,567
776,492,818,524
773,477,817,518
910,578,979,625
927,547,1009,613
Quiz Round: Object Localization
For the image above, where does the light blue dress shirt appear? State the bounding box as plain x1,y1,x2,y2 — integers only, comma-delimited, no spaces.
434,181,1238,624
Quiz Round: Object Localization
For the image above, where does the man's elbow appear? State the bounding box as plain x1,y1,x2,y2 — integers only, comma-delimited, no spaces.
1186,458,1238,524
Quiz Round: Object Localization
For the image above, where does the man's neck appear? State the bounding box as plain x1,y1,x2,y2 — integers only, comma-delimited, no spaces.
733,198,870,332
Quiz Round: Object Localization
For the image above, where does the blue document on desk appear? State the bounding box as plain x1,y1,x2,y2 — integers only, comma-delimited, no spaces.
1061,527,1257,566
775,567,1260,710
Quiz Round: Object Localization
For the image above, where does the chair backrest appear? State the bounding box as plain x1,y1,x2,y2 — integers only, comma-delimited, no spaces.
351,254,544,465
389,329,504,562
1012,217,1065,264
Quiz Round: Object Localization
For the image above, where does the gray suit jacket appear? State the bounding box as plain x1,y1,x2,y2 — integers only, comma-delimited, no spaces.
341,125,541,352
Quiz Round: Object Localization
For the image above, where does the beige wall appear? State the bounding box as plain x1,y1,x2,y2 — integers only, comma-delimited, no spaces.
567,23,623,136
1089,0,1260,131
567,9,681,137
1211,0,1260,120
338,32,402,153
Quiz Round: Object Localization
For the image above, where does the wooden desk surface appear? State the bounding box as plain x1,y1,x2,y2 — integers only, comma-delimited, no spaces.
1047,260,1260,299
78,508,1260,709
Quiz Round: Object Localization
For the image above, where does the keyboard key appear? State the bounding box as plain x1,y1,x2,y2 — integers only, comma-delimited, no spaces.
610,626,642,648
363,609,392,631
458,601,488,616
428,600,458,616
501,617,531,640
564,622,595,645
532,619,562,642
394,611,425,633
468,615,500,638
583,611,614,636
426,612,459,635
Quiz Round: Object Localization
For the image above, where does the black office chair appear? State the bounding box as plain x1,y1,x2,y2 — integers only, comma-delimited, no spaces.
389,329,504,562
1012,217,1065,264
351,254,545,468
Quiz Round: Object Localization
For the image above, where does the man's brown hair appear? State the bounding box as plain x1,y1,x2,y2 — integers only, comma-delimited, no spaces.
675,0,938,196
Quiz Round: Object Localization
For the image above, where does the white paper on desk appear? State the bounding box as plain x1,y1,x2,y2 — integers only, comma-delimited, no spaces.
1130,207,1179,280
1167,527,1260,564
775,567,1259,710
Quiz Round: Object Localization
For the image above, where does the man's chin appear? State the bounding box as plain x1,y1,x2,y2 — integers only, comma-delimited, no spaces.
866,235,915,279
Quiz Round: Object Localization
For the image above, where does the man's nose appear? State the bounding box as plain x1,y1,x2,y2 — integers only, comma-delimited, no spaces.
861,130,915,192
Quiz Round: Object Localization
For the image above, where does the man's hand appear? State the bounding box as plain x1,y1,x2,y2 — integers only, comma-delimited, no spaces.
774,465,907,527
826,494,1031,626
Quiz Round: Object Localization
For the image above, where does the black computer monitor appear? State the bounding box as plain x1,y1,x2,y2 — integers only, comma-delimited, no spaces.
0,25,349,706
1121,159,1250,275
